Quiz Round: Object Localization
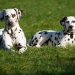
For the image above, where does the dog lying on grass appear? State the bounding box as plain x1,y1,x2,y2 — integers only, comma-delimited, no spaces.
0,8,27,53
28,16,75,48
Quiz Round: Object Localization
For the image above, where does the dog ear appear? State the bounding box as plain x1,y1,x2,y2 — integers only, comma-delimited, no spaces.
60,17,67,26
18,9,23,19
0,10,5,21
14,8,23,20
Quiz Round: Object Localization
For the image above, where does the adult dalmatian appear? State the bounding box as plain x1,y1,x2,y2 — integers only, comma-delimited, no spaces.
0,8,27,53
28,16,75,48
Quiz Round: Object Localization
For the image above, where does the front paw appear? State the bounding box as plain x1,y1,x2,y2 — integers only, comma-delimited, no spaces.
19,47,27,54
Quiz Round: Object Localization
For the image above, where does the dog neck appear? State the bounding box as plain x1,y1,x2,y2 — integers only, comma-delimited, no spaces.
5,23,21,34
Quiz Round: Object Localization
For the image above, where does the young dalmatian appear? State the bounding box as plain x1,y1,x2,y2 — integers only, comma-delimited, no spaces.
27,16,75,48
0,8,27,53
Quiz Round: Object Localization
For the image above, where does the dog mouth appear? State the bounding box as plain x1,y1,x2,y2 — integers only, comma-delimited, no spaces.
8,22,14,27
67,26,73,31
67,28,75,33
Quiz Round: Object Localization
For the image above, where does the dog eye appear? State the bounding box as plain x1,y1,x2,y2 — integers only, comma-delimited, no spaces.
5,15,9,19
66,21,69,23
12,14,16,18
72,21,75,23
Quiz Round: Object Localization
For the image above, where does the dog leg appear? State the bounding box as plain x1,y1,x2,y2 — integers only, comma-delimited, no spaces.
35,37,45,48
2,32,16,52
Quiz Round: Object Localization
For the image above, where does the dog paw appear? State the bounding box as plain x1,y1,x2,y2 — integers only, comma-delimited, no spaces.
56,45,66,48
19,47,27,54
36,45,41,48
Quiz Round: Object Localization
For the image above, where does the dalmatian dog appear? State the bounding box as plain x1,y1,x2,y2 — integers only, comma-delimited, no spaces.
27,16,75,48
0,8,27,53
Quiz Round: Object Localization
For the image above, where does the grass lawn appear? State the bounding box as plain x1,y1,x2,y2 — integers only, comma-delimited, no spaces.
0,0,75,75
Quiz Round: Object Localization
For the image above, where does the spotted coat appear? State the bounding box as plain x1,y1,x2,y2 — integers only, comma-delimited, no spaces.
27,16,75,48
0,8,27,53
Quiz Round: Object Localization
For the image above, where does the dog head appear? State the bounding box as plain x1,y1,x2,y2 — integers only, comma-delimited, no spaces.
0,8,23,28
60,16,75,33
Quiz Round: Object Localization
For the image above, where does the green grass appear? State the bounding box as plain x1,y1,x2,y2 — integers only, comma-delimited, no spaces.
0,0,75,75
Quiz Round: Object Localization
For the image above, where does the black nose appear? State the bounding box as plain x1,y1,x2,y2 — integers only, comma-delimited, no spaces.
8,22,13,25
69,26,73,29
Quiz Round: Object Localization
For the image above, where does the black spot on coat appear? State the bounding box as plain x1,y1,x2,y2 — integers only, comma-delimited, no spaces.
44,31,48,34
70,34,73,39
39,32,43,34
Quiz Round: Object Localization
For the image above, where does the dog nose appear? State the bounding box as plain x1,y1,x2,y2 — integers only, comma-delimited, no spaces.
69,26,73,29
9,22,13,25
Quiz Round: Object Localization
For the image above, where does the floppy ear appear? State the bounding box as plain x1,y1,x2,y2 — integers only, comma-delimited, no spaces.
60,17,67,26
0,10,5,21
14,8,23,20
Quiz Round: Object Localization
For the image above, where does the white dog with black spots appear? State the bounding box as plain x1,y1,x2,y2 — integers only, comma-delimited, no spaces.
0,8,27,53
28,16,75,48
